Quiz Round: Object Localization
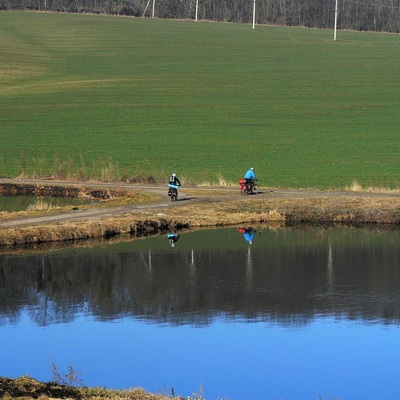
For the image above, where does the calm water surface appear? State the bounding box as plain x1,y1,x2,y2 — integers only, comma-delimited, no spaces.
1,226,400,399
0,196,89,212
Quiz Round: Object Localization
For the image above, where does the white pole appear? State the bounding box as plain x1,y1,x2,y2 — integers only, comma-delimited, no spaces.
334,0,338,41
152,0,155,18
195,0,199,21
143,0,151,16
252,0,256,29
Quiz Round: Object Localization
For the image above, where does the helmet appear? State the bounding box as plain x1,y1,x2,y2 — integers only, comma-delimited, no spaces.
250,167,254,170
172,173,176,177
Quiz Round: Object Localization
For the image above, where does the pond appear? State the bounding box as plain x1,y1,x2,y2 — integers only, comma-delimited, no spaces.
1,226,400,400
0,196,90,212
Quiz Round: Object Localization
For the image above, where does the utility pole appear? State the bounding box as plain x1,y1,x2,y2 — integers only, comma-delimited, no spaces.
334,0,338,41
142,0,155,17
252,0,256,29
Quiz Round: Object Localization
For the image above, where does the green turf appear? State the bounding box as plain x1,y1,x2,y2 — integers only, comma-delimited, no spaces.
1,11,400,189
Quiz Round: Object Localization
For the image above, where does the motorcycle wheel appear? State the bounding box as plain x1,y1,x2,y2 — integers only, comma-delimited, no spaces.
240,187,248,196
171,193,178,201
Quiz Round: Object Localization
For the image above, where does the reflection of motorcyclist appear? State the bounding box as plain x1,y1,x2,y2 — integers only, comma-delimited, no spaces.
167,233,180,247
244,167,257,191
168,173,181,196
238,227,255,245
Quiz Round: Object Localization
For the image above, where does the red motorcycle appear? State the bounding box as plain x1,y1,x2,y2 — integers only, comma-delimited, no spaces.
239,179,259,195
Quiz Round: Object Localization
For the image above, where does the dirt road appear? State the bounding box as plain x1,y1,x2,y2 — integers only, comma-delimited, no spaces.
0,178,238,228
0,178,399,228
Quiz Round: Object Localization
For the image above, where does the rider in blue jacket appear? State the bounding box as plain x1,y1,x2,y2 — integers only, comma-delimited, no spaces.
244,167,256,191
168,173,181,196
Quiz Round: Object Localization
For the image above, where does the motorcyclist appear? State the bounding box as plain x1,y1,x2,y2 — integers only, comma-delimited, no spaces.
168,173,181,196
244,167,257,192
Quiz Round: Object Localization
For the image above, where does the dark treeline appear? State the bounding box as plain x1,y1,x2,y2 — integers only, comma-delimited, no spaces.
2,0,400,33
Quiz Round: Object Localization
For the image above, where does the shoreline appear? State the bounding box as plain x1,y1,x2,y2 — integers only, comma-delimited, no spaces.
0,181,399,248
0,376,180,400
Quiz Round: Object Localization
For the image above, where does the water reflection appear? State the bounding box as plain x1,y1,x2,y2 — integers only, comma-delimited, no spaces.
2,226,400,399
167,233,180,247
238,226,256,245
1,226,400,327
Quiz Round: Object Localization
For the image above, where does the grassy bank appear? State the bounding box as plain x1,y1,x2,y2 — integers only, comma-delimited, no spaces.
0,376,181,400
0,184,399,247
1,12,400,189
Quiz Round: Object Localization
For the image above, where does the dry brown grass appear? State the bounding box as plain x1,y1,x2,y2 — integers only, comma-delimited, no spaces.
346,180,400,194
27,199,58,211
158,199,285,227
152,194,400,226
0,210,176,246
0,376,178,400
198,174,236,188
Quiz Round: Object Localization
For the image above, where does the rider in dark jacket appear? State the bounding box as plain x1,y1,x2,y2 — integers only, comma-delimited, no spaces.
168,173,181,196
169,173,181,186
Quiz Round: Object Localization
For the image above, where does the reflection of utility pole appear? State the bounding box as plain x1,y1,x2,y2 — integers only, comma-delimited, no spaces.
30,291,50,327
141,250,153,274
327,243,335,290
245,246,253,292
41,255,45,281
189,249,197,287
148,249,152,271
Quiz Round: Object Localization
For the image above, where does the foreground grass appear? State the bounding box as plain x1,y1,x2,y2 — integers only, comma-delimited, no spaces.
0,376,182,400
1,12,400,189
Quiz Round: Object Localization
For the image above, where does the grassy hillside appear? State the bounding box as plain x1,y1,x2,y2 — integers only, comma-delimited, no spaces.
1,11,399,189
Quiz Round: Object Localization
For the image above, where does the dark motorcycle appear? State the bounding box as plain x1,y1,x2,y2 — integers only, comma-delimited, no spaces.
168,184,179,201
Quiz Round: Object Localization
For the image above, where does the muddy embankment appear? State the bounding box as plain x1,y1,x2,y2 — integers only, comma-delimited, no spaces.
0,182,400,248
0,182,112,199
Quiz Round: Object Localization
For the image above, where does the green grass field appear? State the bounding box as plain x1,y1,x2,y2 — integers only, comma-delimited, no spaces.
1,11,399,189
